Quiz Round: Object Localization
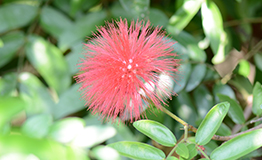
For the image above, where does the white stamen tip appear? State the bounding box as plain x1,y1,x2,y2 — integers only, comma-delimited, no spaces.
129,59,133,63
127,64,132,69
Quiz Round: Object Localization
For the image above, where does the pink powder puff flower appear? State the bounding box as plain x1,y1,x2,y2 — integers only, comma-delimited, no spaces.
75,18,180,122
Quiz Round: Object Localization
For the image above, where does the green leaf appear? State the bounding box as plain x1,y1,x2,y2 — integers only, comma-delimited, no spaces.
193,84,214,118
217,94,245,124
0,4,37,33
0,134,71,160
201,0,225,64
213,82,236,102
25,35,71,95
229,75,252,98
133,120,177,147
237,59,250,77
67,146,90,160
18,72,55,115
40,6,73,38
149,8,169,28
169,0,202,31
72,125,116,148
254,52,262,72
108,141,166,160
186,143,198,159
0,31,25,67
53,84,85,119
92,145,121,160
166,156,179,160
175,143,189,159
195,102,230,145
211,129,262,160
252,82,262,116
173,63,192,93
173,90,198,125
21,113,53,139
167,26,206,62
0,72,17,96
185,64,206,92
58,11,106,51
0,96,25,129
216,123,232,136
48,117,85,143
120,0,150,19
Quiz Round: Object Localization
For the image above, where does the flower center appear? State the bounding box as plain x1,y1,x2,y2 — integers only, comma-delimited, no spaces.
120,59,138,80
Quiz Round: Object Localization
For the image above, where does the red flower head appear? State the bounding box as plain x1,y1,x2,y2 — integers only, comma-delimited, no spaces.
76,18,180,122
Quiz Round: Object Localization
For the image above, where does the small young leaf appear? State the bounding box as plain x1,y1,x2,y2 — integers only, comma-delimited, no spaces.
211,129,262,160
133,120,176,147
252,82,262,116
175,143,189,159
108,141,166,160
195,102,230,145
218,94,245,124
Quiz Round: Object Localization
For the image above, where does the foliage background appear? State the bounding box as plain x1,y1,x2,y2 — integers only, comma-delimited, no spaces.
0,0,262,159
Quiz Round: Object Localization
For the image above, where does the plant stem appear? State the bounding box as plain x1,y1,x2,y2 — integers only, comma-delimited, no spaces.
196,145,211,160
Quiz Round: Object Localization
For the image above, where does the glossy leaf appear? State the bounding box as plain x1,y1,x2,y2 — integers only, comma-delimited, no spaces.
218,94,245,124
252,82,262,116
0,31,25,67
201,0,225,64
195,102,230,145
166,156,179,160
175,143,189,159
173,63,192,93
133,120,177,147
211,129,262,160
40,6,73,38
25,35,71,95
108,141,166,160
0,4,37,33
53,84,85,119
18,72,55,115
48,117,85,143
185,64,206,92
169,0,202,31
21,113,53,139
193,84,214,118
0,96,25,129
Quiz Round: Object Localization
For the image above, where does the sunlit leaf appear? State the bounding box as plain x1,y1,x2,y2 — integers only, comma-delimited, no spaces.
92,145,121,160
26,35,71,95
48,117,85,143
133,120,177,147
169,0,202,31
0,96,25,129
